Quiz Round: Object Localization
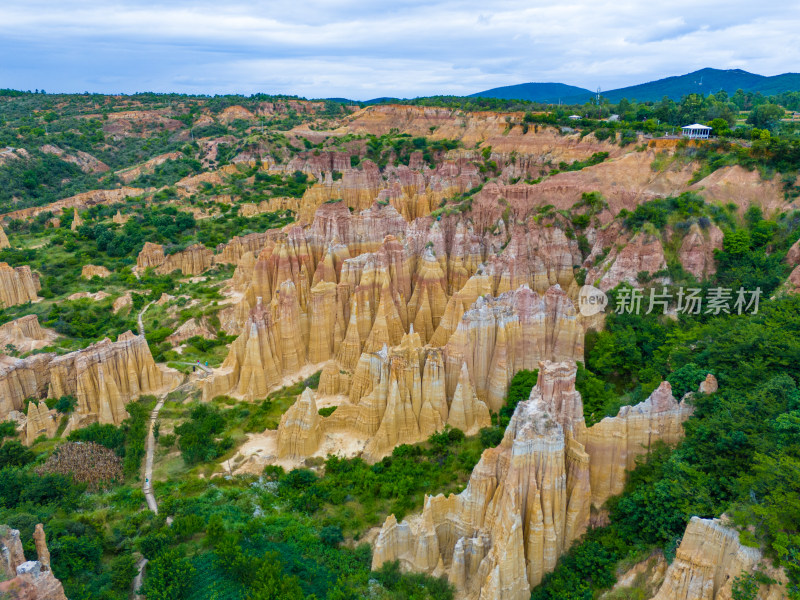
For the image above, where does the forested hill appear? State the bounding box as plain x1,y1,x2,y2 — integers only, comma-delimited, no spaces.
472,68,800,103
468,82,593,103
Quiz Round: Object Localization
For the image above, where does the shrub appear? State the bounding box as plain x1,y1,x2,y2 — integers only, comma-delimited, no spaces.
479,427,504,448
175,404,232,465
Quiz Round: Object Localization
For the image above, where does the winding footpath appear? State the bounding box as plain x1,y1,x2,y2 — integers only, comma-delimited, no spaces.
133,300,192,599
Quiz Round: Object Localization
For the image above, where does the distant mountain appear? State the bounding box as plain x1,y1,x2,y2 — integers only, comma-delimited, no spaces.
472,69,800,104
469,82,593,103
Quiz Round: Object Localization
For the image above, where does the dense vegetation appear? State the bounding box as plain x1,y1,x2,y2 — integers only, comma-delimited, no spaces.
535,206,800,599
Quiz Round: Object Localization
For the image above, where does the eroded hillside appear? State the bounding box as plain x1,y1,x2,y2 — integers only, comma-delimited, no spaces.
0,96,798,600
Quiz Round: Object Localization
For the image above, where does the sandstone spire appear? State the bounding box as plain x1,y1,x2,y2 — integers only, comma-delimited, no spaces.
70,207,83,231
652,517,786,600
372,362,698,597
584,380,692,508
0,223,10,249
277,388,323,459
0,263,40,308
33,524,50,569
372,360,593,598
25,401,58,445
446,363,490,435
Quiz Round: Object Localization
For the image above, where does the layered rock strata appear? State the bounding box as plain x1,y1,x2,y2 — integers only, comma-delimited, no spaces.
586,232,668,291
25,402,59,445
372,364,696,599
228,284,580,462
371,361,592,599
0,331,180,441
81,264,111,279
0,315,57,354
210,196,582,400
0,263,40,308
277,388,324,458
136,242,214,275
0,524,67,600
585,381,693,508
651,517,787,600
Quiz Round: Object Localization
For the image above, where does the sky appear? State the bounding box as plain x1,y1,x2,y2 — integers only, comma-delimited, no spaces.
1,0,799,100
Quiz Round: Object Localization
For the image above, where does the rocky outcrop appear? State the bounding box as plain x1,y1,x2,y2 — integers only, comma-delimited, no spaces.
0,263,40,308
81,264,111,279
586,231,668,291
440,285,583,413
0,354,53,418
678,223,724,280
651,517,787,600
241,283,580,463
115,151,182,183
787,265,800,294
136,241,165,270
40,144,109,174
159,244,214,275
0,223,10,248
787,239,800,267
165,318,215,346
67,291,110,301
136,242,214,275
112,292,133,314
585,381,692,509
70,208,83,231
54,331,181,433
372,360,592,599
372,365,700,599
112,209,128,224
0,315,57,354
699,373,718,394
203,286,306,401
277,388,323,458
25,402,59,445
0,524,67,600
0,331,180,440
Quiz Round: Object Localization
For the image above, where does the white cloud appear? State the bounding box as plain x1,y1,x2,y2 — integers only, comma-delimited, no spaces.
0,0,798,97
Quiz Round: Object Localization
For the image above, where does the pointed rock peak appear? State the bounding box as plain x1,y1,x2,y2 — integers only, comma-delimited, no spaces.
117,330,137,342
459,361,471,385
298,387,318,410
699,373,718,394
648,380,677,411
399,330,422,350
422,245,437,261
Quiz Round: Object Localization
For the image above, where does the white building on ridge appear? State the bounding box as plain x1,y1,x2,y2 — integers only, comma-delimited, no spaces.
681,123,712,139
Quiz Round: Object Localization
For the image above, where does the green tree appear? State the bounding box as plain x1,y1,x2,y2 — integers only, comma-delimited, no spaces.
247,553,304,600
141,548,195,600
746,104,785,129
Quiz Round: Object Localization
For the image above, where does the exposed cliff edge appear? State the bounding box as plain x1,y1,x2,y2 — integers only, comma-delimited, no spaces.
650,517,787,600
248,284,581,464
0,331,181,443
206,198,584,403
0,315,57,354
0,223,10,248
0,524,67,600
585,380,693,509
371,364,695,599
136,242,214,275
0,262,40,308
